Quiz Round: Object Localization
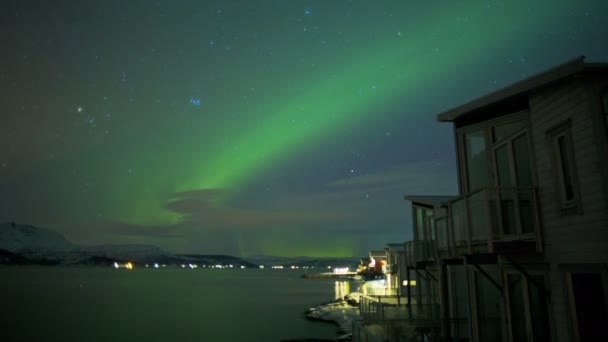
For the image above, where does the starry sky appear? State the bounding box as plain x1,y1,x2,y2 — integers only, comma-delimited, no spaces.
1,0,607,257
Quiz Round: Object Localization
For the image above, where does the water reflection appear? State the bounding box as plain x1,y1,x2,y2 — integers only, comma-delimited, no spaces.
334,281,351,300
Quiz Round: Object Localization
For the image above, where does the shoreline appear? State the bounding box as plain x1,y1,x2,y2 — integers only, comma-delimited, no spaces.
282,293,362,342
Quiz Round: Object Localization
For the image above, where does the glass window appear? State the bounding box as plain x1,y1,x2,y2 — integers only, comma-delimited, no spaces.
464,130,489,191
493,120,526,142
528,275,551,342
513,133,533,186
415,207,425,240
507,274,527,342
495,144,512,186
556,134,575,202
475,271,503,341
570,273,607,341
548,122,579,211
425,210,435,240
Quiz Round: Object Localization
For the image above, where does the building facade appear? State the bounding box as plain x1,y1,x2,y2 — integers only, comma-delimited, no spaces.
354,57,608,342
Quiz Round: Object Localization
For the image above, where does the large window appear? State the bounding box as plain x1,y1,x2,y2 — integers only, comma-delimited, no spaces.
460,117,530,193
505,272,552,342
474,269,502,341
414,206,433,241
464,130,490,191
547,121,579,211
566,270,608,342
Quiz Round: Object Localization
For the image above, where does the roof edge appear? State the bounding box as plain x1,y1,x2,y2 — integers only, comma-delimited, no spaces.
436,56,588,122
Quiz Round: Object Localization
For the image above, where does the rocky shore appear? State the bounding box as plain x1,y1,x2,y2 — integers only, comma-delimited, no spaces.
282,293,362,342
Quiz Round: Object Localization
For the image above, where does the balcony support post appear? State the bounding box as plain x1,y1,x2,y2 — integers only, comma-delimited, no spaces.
448,203,455,257
485,188,494,253
407,266,413,320
463,195,472,254
532,187,543,253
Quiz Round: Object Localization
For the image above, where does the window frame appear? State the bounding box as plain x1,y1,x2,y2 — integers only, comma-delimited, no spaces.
502,269,553,342
546,119,581,214
457,110,531,193
561,265,608,342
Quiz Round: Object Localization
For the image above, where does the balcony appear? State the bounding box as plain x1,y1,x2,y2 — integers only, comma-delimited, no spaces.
404,240,436,269
359,295,441,328
436,187,542,258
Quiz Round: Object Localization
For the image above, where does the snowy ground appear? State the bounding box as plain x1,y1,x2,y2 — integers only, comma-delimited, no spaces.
304,292,362,341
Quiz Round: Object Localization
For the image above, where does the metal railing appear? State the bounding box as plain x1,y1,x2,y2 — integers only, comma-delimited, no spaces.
363,285,398,296
360,295,440,327
404,240,437,268
437,186,542,257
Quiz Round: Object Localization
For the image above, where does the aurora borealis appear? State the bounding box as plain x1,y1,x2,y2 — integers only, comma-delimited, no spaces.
2,1,607,257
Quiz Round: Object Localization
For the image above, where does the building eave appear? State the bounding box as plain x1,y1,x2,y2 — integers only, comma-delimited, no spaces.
436,56,591,123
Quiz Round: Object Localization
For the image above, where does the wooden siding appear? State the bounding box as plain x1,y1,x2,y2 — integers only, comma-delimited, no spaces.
528,77,608,342
529,79,608,262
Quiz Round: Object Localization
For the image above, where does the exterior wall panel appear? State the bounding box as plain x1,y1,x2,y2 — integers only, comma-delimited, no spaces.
528,78,608,342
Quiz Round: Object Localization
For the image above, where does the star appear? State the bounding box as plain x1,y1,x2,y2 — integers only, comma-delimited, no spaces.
190,98,202,106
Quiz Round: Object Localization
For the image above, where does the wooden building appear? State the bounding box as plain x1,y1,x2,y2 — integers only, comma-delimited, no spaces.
416,57,607,342
354,56,607,342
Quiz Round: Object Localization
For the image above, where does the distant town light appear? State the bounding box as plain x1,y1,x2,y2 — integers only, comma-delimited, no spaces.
333,267,349,274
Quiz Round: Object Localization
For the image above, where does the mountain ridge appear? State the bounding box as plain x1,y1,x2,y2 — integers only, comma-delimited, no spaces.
0,222,255,266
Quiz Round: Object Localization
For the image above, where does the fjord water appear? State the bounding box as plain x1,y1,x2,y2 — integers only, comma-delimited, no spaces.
0,267,345,342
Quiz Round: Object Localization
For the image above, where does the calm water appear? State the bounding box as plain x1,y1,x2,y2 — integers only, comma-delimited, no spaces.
0,267,351,342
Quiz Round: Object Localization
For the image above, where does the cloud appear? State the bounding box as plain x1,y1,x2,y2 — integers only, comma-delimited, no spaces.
160,158,457,232
327,160,458,195
163,188,351,229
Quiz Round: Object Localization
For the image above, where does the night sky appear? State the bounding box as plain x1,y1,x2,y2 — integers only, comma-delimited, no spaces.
1,1,607,257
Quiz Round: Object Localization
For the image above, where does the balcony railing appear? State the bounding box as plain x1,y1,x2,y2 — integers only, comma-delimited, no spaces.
363,286,398,296
360,295,440,327
436,186,542,257
404,240,437,268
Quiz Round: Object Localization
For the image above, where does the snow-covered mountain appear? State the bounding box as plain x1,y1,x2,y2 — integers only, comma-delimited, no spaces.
0,222,173,264
0,222,75,254
0,222,256,267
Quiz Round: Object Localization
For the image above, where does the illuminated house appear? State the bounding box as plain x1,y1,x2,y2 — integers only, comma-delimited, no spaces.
385,243,407,296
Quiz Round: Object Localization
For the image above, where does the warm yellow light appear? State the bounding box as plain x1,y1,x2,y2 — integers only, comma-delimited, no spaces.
402,280,416,286
126,262,133,270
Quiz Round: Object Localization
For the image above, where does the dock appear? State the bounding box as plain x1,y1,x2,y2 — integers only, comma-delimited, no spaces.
302,272,358,279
